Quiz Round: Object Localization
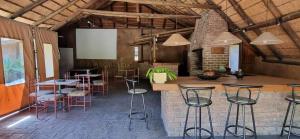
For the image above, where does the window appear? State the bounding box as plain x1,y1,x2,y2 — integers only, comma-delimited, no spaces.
43,43,54,78
0,38,25,86
134,46,139,61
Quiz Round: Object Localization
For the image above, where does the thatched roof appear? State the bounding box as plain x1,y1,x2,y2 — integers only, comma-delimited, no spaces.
0,0,300,61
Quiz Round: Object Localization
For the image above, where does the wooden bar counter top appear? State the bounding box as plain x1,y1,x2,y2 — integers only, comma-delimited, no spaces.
153,75,299,92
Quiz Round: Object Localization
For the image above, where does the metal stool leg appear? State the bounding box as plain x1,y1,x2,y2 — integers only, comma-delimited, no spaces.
141,94,149,129
195,107,198,139
250,105,257,139
223,103,233,139
288,103,296,139
199,107,202,139
129,93,134,131
281,101,292,136
183,106,190,139
207,106,215,139
235,105,240,134
242,105,246,139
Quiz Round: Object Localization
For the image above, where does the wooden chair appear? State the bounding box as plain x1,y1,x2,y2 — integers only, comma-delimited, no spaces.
67,75,91,111
28,79,52,114
133,68,140,83
114,63,124,80
28,79,64,118
93,69,109,96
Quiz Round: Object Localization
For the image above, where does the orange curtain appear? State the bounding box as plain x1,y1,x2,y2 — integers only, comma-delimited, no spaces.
0,17,59,116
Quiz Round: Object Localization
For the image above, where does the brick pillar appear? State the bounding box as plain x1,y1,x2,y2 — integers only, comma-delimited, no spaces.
189,10,229,75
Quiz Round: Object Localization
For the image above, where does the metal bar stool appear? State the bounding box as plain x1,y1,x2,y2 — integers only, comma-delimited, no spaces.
125,79,148,131
179,85,215,139
281,83,300,139
222,84,263,139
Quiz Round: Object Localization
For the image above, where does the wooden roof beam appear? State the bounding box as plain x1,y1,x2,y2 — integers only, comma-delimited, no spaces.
238,10,300,32
205,0,266,59
228,0,282,60
81,9,202,19
51,0,112,30
138,5,193,27
9,0,47,19
262,0,300,50
110,0,217,9
34,0,80,26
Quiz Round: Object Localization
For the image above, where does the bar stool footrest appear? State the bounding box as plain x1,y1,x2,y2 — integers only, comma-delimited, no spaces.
225,124,256,137
128,112,148,120
282,126,300,136
184,127,214,139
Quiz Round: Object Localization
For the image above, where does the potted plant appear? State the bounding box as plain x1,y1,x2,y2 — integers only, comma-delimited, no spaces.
146,67,177,83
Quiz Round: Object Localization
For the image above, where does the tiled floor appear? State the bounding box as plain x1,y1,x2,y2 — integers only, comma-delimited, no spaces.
0,80,297,139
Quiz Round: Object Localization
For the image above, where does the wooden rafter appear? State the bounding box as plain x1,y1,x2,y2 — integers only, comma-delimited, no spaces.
103,17,154,28
142,5,193,27
9,0,47,19
262,0,300,50
34,0,80,26
110,0,216,9
205,0,266,59
239,10,300,32
228,0,282,60
51,0,112,30
81,9,202,19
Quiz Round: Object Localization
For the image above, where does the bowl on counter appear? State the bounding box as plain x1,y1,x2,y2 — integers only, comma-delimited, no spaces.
197,71,221,80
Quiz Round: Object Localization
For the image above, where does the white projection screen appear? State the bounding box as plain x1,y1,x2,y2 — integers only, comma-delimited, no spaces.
76,29,117,59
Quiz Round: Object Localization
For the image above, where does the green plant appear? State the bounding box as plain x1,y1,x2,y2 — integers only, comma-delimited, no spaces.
146,67,177,83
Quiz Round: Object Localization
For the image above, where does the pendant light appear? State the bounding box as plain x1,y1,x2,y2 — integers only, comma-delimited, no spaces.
250,0,283,45
211,0,241,46
162,0,190,46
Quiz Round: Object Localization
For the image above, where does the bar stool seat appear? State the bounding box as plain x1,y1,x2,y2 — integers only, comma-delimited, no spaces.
281,84,300,139
179,85,215,139
125,79,148,131
285,95,300,103
223,84,263,139
187,97,212,107
227,96,256,105
128,89,147,94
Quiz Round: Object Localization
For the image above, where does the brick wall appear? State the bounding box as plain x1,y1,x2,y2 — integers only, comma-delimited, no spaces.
189,10,229,75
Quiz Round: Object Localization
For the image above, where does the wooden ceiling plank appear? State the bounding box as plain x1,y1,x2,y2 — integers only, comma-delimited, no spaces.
228,0,282,60
33,0,81,26
81,9,202,19
110,0,216,9
206,0,267,59
262,0,300,50
9,0,47,19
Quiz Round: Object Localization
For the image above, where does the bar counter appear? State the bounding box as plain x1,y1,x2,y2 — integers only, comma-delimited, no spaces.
152,75,300,136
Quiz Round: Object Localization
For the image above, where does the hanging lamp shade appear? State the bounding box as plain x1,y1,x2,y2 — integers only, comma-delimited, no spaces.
250,32,283,45
211,31,242,45
162,33,191,46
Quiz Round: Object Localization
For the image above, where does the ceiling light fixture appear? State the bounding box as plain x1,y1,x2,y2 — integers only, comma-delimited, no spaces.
250,0,283,45
211,0,242,46
162,0,190,46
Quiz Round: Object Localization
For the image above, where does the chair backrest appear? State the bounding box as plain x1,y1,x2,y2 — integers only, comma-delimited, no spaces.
288,83,300,101
125,79,138,93
223,83,263,101
28,79,37,93
179,84,215,105
101,69,109,83
64,72,71,80
75,75,91,92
